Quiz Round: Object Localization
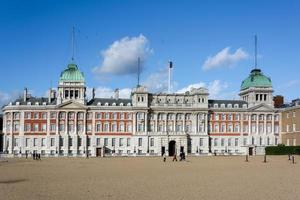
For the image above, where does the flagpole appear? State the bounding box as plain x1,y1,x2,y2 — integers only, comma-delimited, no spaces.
168,61,171,93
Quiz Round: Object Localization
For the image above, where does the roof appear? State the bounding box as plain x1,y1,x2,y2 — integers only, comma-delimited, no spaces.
59,63,84,82
208,99,248,108
87,98,132,106
9,97,57,106
241,69,272,90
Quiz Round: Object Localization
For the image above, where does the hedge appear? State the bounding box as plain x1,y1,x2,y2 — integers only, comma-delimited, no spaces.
265,145,300,155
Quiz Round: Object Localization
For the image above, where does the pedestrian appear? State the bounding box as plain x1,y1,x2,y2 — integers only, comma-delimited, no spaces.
163,152,166,162
25,151,28,159
172,154,177,162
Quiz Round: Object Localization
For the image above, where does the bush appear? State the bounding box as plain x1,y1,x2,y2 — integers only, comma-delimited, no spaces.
265,145,300,155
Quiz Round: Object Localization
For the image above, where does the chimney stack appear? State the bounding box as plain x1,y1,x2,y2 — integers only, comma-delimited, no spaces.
23,87,28,102
92,88,95,99
114,88,119,100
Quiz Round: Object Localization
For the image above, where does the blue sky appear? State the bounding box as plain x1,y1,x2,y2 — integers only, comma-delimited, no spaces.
0,0,300,106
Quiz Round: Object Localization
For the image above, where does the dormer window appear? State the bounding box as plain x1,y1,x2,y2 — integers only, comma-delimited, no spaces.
242,104,247,108
227,104,232,108
27,102,31,105
97,102,101,106
214,104,218,108
120,103,124,106
35,102,39,105
105,102,109,106
112,102,116,106
221,104,225,108
234,104,239,108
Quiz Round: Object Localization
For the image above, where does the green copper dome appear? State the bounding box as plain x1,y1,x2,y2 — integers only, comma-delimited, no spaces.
59,63,84,82
241,69,272,90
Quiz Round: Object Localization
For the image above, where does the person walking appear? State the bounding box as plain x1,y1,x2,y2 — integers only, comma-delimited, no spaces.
163,152,166,162
172,154,177,162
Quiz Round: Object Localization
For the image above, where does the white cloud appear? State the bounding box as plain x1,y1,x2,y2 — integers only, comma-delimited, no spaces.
86,87,132,99
285,80,300,88
93,34,152,75
176,80,235,99
0,90,21,110
202,47,248,70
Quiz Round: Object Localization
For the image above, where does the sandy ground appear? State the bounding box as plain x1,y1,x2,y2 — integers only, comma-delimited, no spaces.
0,155,299,200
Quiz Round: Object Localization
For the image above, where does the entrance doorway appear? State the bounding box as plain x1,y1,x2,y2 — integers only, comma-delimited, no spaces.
249,147,253,156
161,146,165,156
168,141,176,156
96,148,102,157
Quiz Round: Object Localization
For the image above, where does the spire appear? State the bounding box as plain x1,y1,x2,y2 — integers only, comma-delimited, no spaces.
254,34,257,69
71,26,75,62
137,57,141,87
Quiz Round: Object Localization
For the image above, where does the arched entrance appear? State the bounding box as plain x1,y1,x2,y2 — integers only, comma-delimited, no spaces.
168,140,176,156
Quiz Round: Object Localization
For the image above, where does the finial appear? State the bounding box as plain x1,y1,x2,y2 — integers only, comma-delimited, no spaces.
254,34,257,69
71,26,75,62
137,57,141,87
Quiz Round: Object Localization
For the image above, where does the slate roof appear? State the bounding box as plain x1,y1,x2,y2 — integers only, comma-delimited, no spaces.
10,97,57,106
87,98,132,106
208,99,248,108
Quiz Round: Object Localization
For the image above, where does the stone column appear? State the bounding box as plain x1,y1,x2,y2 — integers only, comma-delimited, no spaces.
65,111,69,156
74,112,78,156
46,111,51,156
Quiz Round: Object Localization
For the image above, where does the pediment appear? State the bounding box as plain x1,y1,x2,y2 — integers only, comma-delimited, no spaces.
248,103,274,112
57,100,86,110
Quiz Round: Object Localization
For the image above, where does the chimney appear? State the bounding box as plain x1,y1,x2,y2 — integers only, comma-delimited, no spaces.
48,88,52,103
23,87,28,102
114,88,119,100
92,88,95,99
273,95,284,108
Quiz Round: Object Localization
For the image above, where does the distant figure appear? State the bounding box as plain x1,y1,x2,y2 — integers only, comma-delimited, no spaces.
25,152,28,159
163,153,166,162
172,154,177,162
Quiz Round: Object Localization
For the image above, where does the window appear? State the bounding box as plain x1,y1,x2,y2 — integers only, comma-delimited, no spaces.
234,114,240,121
25,123,31,132
50,124,56,132
235,138,238,146
25,112,31,119
97,138,101,146
119,123,124,132
34,113,39,119
287,113,290,118
150,138,154,147
105,113,109,119
243,114,248,121
13,122,19,131
33,138,38,147
274,115,279,121
112,113,117,119
127,138,130,147
221,124,226,132
51,138,55,147
214,124,219,132
87,112,93,119
69,137,73,147
215,114,219,120
127,123,132,132
199,138,203,146
42,124,47,132
259,115,264,121
267,124,271,133
26,138,30,147
50,112,56,119
243,138,247,146
104,123,109,132
214,138,218,146
228,138,231,146
138,138,142,146
60,137,64,146
119,138,123,147
87,138,91,146
14,138,19,147
293,111,296,117
42,112,47,119
138,123,144,132
112,124,117,132
59,124,65,132
41,138,46,147
59,112,65,119
221,138,224,146
33,124,39,132
78,137,82,146
251,114,256,121
96,123,101,132
120,113,124,119
87,124,92,132
287,125,290,132
228,124,233,132
96,113,101,119
13,112,20,119
112,138,115,147
293,124,296,132
234,124,239,132
228,114,232,121
104,138,108,146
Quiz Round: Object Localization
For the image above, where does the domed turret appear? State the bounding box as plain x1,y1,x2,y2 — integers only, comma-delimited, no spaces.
239,68,273,108
59,63,84,82
241,69,272,90
57,63,86,105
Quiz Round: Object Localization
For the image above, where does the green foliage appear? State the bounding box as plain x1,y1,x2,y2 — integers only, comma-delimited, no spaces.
265,145,300,155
